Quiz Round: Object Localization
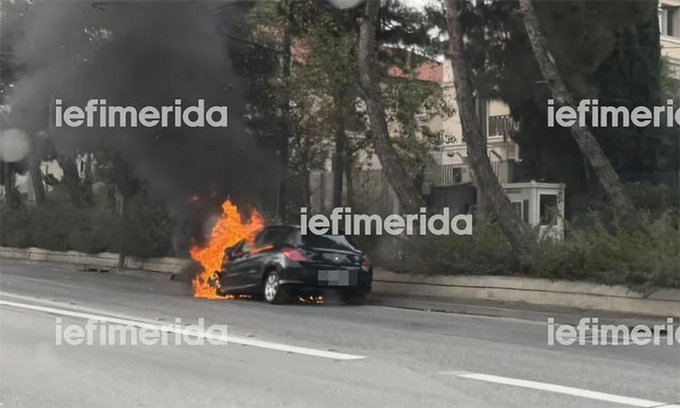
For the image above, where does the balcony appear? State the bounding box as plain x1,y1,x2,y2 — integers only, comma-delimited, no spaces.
434,164,466,186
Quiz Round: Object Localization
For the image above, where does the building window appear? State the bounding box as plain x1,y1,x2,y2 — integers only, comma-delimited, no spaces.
443,166,462,184
661,7,678,37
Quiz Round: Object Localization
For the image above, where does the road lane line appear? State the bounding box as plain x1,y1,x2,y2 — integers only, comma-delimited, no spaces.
440,371,679,407
0,299,366,361
0,292,172,322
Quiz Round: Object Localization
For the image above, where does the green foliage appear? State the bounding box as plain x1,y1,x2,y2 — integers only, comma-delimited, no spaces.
0,198,174,258
523,212,679,292
94,150,140,198
427,0,675,200
119,195,175,257
626,182,680,213
249,0,451,188
367,212,679,292
0,0,30,103
660,57,680,99
380,56,453,174
366,217,515,276
1,200,117,253
278,9,362,175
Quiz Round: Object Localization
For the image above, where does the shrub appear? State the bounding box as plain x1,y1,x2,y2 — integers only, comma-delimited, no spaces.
0,198,173,258
368,212,679,291
523,211,679,291
368,217,515,276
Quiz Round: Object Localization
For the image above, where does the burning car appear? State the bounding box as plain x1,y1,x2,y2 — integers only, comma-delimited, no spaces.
217,225,373,304
190,200,372,304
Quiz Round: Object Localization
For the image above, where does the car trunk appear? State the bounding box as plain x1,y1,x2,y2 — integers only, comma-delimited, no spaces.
304,248,363,268
301,234,363,268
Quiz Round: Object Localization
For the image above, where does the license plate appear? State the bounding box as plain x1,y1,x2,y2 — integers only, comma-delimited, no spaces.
318,270,351,286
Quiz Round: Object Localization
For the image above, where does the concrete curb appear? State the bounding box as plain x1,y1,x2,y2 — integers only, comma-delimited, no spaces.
372,269,680,317
0,246,189,274
2,246,678,317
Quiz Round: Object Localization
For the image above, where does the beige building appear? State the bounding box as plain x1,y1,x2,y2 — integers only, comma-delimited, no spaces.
340,7,676,223
430,60,518,188
348,58,519,186
429,2,680,190
661,0,680,77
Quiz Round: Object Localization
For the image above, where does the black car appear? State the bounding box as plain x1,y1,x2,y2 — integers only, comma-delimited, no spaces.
217,225,373,304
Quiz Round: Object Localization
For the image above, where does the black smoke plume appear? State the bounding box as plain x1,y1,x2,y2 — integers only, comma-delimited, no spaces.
4,0,278,249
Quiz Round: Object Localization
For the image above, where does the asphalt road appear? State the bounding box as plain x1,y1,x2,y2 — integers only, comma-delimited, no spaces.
1,260,678,408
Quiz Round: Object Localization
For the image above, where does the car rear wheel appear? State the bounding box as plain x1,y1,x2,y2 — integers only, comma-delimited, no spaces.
263,270,287,304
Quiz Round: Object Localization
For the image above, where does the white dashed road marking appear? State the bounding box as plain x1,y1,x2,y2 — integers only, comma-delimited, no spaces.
441,371,679,407
0,299,366,361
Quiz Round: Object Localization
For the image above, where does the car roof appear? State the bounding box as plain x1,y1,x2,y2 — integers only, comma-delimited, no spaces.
261,225,351,236
262,225,300,230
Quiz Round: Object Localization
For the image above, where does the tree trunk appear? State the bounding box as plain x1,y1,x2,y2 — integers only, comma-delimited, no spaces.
116,190,127,269
2,163,21,208
357,0,425,213
332,116,347,208
518,0,637,221
445,0,528,258
278,131,289,222
302,169,312,210
58,156,85,208
81,153,94,205
278,2,294,223
345,157,354,208
30,162,46,205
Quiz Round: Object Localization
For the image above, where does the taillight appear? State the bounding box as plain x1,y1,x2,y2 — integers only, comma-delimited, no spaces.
281,247,307,262
361,257,371,271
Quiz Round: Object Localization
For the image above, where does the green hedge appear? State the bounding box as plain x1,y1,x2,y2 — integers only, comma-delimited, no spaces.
367,211,679,291
2,200,677,291
0,199,174,258
522,212,679,292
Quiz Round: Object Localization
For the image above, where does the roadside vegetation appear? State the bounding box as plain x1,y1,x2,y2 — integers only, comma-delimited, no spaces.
366,210,678,291
3,195,676,291
0,195,174,258
1,0,678,292
363,181,679,291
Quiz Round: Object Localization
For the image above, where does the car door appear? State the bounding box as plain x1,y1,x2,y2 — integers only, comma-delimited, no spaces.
238,227,291,287
221,230,264,290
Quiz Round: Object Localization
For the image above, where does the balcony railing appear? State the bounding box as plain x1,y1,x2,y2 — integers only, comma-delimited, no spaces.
432,162,503,186
438,164,463,185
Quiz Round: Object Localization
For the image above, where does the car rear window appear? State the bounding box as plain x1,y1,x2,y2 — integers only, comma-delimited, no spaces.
258,227,291,246
302,233,358,252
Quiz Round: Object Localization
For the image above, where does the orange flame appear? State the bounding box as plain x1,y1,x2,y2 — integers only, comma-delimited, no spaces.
190,199,265,299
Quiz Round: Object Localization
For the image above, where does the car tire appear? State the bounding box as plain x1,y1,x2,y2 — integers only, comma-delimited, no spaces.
263,270,288,304
341,290,366,305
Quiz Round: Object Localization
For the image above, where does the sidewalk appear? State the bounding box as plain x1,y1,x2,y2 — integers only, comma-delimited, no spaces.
368,293,670,326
